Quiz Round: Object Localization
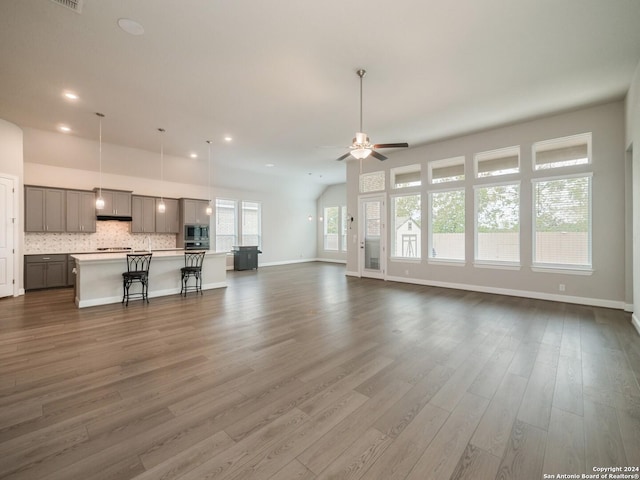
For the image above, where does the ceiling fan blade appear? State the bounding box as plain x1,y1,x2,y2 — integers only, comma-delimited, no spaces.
373,142,409,149
336,152,352,161
370,150,388,161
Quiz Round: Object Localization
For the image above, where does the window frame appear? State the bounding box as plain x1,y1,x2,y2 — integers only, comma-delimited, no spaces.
391,164,422,189
214,198,238,253
323,205,340,251
531,172,593,273
473,180,521,269
241,200,262,249
428,156,465,185
474,145,520,179
532,133,591,171
428,186,466,264
390,192,422,261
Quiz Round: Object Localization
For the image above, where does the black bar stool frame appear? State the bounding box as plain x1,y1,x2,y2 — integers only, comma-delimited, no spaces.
122,253,152,306
181,251,206,296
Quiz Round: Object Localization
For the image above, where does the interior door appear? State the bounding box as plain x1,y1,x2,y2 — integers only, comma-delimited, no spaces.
359,195,385,279
0,175,15,298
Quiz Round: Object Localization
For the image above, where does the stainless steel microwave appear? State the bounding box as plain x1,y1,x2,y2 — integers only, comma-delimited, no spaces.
184,224,209,241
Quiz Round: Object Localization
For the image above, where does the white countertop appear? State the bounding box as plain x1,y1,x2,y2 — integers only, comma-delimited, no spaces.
71,250,225,262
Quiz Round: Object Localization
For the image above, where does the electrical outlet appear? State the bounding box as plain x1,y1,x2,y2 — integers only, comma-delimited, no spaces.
559,284,565,292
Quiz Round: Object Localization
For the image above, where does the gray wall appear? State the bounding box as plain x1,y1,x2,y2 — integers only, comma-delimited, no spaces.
347,101,627,308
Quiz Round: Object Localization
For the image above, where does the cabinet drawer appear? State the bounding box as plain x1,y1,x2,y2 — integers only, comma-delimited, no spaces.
25,254,68,263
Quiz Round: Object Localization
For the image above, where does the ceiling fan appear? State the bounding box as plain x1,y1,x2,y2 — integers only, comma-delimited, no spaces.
337,69,409,161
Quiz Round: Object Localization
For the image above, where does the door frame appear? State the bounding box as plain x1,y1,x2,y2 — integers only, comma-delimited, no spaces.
358,193,387,280
0,173,18,298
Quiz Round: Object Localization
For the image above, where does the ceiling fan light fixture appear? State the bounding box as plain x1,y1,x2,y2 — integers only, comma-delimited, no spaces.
351,148,372,159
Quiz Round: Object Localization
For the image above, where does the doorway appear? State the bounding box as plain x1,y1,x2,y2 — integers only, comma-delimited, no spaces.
359,195,386,279
0,174,16,298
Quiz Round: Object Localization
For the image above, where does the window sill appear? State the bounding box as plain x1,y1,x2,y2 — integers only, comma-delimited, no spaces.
428,259,466,267
531,265,594,276
389,257,421,264
473,261,521,271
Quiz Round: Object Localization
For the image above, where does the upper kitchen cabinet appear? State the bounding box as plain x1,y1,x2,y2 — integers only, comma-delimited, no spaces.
66,190,96,233
181,198,210,225
25,186,65,232
131,195,156,233
155,198,179,233
95,189,132,218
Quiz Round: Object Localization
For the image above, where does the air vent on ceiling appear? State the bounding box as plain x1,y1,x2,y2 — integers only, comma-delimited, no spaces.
50,0,83,13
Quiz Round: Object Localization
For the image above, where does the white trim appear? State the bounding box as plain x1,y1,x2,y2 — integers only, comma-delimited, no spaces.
532,132,592,171
531,266,593,276
624,303,633,313
632,313,640,336
474,261,521,271
259,258,318,267
428,259,466,267
389,257,421,264
385,275,624,310
316,258,347,264
345,270,360,277
0,173,19,297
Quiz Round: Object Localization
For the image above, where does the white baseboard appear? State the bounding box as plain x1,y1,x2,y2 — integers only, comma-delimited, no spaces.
316,258,347,264
632,314,640,336
385,275,625,310
624,303,634,312
345,270,360,278
259,258,318,267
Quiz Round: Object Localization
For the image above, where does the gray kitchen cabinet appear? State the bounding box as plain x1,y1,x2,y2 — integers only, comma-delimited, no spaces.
131,195,156,233
95,189,132,217
25,186,66,232
155,197,179,233
66,190,96,233
181,198,210,225
24,254,68,290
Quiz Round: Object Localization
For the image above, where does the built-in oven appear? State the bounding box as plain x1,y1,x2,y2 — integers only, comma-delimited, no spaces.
184,240,210,250
185,224,210,242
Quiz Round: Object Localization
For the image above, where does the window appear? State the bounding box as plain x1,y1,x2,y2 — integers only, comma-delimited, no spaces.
391,164,421,188
323,206,339,251
429,156,465,184
533,133,591,170
429,189,465,261
241,201,261,248
215,199,237,252
360,171,385,193
533,175,591,268
475,183,520,263
475,146,520,178
341,206,348,252
391,194,421,259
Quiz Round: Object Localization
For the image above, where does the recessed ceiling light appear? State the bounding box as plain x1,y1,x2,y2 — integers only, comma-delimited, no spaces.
190,153,198,159
224,136,232,142
63,91,79,101
58,125,71,133
265,163,275,167
117,18,145,36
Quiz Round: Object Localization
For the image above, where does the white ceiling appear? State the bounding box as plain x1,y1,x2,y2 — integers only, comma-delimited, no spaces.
1,0,639,190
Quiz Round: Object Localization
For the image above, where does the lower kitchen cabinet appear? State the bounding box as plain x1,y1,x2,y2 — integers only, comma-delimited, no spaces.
24,254,68,290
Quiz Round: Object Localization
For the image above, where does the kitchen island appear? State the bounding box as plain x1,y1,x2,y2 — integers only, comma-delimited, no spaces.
71,250,227,308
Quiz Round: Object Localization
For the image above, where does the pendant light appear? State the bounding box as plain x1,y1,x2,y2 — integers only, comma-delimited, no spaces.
157,128,166,213
95,112,105,210
206,140,213,215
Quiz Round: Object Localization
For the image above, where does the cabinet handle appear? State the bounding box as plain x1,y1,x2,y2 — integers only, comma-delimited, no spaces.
42,257,50,260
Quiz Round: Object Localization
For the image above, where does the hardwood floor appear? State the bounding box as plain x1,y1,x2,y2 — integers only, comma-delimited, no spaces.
1,262,639,479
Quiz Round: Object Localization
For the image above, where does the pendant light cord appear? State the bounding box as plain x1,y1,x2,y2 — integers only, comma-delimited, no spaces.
96,112,105,198
207,140,212,203
158,128,165,202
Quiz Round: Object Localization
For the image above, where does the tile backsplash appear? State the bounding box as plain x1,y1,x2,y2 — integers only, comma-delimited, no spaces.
24,221,177,254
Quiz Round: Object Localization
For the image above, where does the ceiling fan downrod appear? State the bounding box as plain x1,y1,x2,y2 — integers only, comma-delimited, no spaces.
357,69,366,133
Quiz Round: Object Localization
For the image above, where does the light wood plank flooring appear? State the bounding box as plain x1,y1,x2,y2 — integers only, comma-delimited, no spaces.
1,262,639,479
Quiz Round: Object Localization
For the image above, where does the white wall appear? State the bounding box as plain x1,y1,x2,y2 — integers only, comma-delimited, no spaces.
347,101,627,308
21,128,317,276
316,183,347,263
626,59,640,329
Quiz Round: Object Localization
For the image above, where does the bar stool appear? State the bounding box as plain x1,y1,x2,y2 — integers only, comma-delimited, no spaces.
181,251,206,296
122,253,152,306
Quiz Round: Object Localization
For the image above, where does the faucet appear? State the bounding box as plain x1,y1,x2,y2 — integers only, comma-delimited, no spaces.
147,235,152,252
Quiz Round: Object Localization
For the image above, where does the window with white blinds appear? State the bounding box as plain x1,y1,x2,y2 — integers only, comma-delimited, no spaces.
475,146,520,178
341,206,348,252
533,133,591,170
429,156,465,184
241,201,261,248
323,206,339,251
475,183,520,263
215,199,237,252
391,165,421,188
533,174,591,268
